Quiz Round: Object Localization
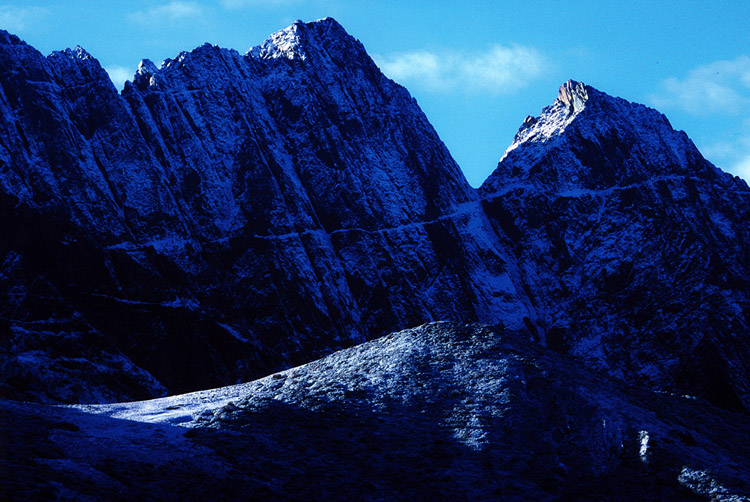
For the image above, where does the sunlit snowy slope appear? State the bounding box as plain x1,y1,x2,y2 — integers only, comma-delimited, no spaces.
3,323,749,500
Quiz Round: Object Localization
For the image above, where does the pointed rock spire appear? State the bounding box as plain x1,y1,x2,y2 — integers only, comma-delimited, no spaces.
557,79,588,113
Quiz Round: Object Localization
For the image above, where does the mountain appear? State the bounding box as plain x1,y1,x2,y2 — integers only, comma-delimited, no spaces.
0,19,530,403
3,323,749,500
0,20,747,413
1,16,749,501
480,80,750,411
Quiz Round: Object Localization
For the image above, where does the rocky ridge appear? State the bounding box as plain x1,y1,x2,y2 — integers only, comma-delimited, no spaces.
0,22,747,413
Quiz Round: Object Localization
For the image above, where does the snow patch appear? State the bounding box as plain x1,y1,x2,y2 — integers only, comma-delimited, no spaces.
249,21,307,61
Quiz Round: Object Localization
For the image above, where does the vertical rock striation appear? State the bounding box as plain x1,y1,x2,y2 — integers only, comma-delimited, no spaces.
0,19,530,401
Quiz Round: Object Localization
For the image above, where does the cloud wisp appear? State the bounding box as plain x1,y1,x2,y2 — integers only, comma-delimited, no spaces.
651,56,750,181
649,56,750,115
128,1,207,25
0,5,50,33
701,119,750,181
374,44,546,95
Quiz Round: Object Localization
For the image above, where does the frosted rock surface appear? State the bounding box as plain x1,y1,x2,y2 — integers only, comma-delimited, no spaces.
481,81,750,412
0,20,528,401
0,20,746,414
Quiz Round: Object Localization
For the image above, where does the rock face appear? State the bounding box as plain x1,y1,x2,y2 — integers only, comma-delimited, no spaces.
0,21,747,413
0,19,528,402
481,80,750,412
2,323,749,501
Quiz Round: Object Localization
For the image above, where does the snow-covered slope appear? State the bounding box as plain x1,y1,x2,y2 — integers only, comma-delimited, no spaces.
481,80,750,412
2,322,749,500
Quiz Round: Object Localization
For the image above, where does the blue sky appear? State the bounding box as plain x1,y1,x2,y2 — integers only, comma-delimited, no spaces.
1,0,749,185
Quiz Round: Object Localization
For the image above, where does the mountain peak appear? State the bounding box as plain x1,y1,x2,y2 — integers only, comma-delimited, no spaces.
132,58,159,89
70,45,92,60
0,29,25,47
482,80,724,193
557,79,588,113
496,79,589,163
248,17,348,61
249,19,306,60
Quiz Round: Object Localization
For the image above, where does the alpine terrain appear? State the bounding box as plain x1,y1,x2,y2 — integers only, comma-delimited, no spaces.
0,17,748,500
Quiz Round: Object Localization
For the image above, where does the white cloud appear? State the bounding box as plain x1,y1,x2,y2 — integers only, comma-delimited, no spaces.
700,118,750,181
733,155,750,181
652,57,750,182
373,44,546,95
128,2,206,25
105,65,133,91
649,56,750,115
0,5,50,33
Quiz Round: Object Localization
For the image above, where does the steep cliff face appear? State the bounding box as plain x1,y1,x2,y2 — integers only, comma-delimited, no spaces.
0,20,747,411
119,17,526,339
481,81,750,411
0,31,175,402
0,19,530,402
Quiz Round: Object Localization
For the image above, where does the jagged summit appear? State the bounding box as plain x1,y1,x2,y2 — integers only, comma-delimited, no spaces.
66,45,93,60
482,79,724,193
497,80,593,165
132,58,158,88
557,79,589,113
249,20,306,60
249,19,309,60
127,18,352,89
248,17,351,61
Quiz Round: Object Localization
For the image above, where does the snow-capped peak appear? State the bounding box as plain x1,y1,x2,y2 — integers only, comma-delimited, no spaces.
136,59,158,76
483,78,730,196
500,79,589,160
64,45,93,61
247,17,349,62
248,19,307,61
133,59,159,88
47,45,96,66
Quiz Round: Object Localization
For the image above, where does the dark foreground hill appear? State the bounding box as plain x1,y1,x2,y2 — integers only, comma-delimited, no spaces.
2,322,749,501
